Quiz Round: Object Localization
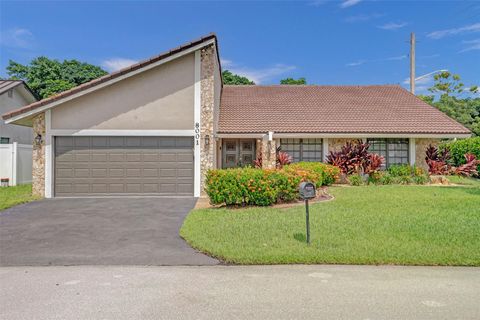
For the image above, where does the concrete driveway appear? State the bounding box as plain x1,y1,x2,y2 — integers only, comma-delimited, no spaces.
0,198,217,266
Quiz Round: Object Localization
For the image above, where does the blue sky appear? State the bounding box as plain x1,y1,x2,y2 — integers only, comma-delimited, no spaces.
1,0,479,94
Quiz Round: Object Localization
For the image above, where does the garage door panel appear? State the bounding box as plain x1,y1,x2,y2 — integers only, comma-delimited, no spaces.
55,136,194,196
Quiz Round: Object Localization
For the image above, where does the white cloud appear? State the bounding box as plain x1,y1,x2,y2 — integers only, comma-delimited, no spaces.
220,58,233,67
427,22,480,39
340,0,362,8
102,58,138,72
346,60,366,67
384,55,407,61
0,27,34,48
228,64,296,84
346,55,405,67
459,39,480,52
344,13,384,23
378,22,408,30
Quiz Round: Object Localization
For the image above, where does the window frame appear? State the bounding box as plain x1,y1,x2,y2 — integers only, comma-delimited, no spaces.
0,137,10,144
367,138,409,168
280,138,323,162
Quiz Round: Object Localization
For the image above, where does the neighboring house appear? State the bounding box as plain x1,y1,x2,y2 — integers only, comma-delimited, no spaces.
0,80,37,144
0,80,38,186
1,33,470,198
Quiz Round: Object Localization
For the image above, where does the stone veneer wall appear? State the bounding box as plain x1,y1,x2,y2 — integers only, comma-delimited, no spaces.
255,139,262,162
415,138,441,171
328,138,360,153
200,45,216,194
32,112,45,197
261,138,277,169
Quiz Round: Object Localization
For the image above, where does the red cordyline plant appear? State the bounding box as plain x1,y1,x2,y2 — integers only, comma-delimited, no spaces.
326,140,383,175
454,153,480,176
425,145,479,176
425,144,452,175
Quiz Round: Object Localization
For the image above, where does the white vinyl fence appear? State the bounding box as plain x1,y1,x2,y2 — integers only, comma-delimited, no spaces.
0,143,32,186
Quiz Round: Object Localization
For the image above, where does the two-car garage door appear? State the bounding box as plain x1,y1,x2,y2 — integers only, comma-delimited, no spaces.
54,136,194,197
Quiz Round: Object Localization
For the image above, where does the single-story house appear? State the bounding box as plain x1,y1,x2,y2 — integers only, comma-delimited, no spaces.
2,33,470,198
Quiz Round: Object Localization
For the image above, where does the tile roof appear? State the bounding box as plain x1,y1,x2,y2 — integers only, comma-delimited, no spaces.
2,33,218,120
218,85,471,135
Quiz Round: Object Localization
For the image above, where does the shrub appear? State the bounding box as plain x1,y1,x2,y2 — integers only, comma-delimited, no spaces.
425,144,452,175
454,153,480,176
413,174,429,185
348,174,363,186
441,137,480,173
379,172,393,185
284,162,339,186
425,143,479,177
206,162,339,206
282,164,323,188
326,140,384,175
388,164,413,177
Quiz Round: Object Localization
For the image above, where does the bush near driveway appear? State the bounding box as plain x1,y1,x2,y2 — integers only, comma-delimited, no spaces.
0,184,39,211
205,163,339,206
182,182,480,266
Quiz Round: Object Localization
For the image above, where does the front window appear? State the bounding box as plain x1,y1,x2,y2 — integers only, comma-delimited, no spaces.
0,137,10,144
280,138,323,162
368,138,409,168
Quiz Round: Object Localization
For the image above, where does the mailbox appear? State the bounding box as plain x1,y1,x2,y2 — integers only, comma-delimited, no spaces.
299,181,316,199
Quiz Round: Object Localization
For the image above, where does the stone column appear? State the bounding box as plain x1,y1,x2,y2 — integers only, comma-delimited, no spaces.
415,138,441,171
261,138,277,169
200,45,215,195
32,113,45,197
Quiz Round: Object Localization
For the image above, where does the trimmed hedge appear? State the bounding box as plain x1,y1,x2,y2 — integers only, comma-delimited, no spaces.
441,137,480,170
205,163,339,206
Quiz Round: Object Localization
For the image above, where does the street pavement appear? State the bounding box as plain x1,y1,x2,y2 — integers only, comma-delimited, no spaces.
1,265,479,319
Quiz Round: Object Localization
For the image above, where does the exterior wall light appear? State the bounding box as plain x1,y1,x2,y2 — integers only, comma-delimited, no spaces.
204,134,210,146
34,134,43,146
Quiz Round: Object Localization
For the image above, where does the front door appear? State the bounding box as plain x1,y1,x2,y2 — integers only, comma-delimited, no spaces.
222,139,255,168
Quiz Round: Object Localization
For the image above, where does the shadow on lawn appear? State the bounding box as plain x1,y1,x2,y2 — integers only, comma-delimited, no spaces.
293,233,306,243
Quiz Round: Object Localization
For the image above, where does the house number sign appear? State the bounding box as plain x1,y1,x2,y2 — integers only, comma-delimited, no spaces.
195,122,200,146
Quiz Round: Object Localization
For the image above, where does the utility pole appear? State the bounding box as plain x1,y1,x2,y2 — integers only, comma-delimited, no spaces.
410,32,415,94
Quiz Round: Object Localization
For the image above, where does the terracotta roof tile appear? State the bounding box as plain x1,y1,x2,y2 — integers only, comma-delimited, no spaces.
218,85,471,135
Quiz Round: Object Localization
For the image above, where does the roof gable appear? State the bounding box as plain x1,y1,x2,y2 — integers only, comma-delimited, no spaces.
3,33,218,122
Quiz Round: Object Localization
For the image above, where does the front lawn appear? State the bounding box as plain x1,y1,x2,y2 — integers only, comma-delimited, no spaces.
0,184,39,211
181,182,480,266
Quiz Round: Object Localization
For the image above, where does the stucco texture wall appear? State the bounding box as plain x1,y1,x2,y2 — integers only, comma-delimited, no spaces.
50,53,195,131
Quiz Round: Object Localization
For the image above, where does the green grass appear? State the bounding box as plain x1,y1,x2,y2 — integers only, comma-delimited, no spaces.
181,184,480,266
0,184,39,211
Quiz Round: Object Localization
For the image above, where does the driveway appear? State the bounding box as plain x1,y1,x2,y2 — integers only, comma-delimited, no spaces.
0,198,218,266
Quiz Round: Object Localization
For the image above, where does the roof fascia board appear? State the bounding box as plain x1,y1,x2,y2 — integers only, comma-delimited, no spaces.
5,38,215,124
217,133,471,139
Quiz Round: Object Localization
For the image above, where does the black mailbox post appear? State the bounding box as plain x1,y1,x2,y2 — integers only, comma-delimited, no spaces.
299,182,316,245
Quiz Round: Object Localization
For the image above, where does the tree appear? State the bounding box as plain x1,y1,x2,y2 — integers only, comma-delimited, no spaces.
222,70,254,85
418,72,480,136
7,57,108,99
280,77,306,85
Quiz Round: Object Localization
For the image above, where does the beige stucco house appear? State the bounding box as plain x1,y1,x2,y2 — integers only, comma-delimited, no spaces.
2,33,471,198
0,80,37,144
